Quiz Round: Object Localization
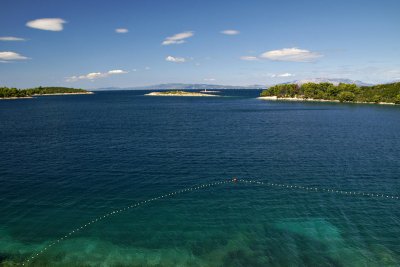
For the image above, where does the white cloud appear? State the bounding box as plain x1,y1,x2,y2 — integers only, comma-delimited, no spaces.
162,31,193,45
204,78,216,81
85,72,103,79
0,51,29,62
267,73,294,78
26,18,66,31
66,69,128,82
221,30,240,35
108,69,127,74
277,73,293,77
0,36,26,41
145,66,151,70
165,55,186,63
240,56,259,61
115,28,128,33
260,48,322,62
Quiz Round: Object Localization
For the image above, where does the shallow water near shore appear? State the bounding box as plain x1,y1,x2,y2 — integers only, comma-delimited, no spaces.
0,90,399,266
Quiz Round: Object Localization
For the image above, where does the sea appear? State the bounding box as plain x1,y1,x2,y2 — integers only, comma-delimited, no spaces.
0,90,399,266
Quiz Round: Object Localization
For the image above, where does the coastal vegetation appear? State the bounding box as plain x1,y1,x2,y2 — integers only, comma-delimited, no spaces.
0,86,90,98
260,82,400,104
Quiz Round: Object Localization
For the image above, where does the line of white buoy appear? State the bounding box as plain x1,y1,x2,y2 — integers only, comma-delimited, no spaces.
22,178,399,266
239,179,400,200
22,180,230,266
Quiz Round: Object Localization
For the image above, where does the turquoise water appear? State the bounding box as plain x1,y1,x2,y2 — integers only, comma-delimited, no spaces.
0,90,399,266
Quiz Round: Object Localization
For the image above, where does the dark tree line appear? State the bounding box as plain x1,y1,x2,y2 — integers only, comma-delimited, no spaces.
260,82,400,104
0,87,87,98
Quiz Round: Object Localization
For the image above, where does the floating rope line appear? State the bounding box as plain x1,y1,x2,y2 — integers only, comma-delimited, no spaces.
22,178,399,266
239,179,400,200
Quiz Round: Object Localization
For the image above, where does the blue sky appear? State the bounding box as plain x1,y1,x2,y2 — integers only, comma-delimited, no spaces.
1,0,399,88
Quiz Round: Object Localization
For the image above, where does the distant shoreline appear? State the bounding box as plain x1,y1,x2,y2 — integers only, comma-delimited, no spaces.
0,91,93,100
258,96,396,105
0,96,34,100
33,92,94,96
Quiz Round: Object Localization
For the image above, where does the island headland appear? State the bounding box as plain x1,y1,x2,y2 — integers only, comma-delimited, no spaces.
259,82,400,105
0,87,93,100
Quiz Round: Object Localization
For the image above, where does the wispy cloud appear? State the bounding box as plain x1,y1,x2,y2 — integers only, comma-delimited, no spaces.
26,18,66,31
162,31,193,45
66,69,128,82
165,56,186,63
0,36,26,41
240,56,259,61
115,28,128,33
279,73,293,77
107,69,127,74
0,51,29,62
204,78,216,81
260,48,322,62
269,73,294,78
145,66,151,70
221,30,240,35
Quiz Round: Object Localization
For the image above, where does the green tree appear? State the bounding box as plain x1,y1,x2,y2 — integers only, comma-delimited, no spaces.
395,94,400,104
338,91,356,102
327,86,341,98
372,95,381,103
338,83,360,94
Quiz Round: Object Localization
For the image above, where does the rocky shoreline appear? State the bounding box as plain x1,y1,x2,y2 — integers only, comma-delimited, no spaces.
0,91,93,100
258,96,396,105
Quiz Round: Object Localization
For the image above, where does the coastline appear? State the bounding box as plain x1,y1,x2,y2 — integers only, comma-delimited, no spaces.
1,91,94,100
33,92,94,96
258,96,396,105
145,91,218,97
0,96,34,100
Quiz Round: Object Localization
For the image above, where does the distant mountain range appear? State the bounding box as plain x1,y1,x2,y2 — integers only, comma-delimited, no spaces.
96,83,265,91
95,79,374,91
281,78,373,87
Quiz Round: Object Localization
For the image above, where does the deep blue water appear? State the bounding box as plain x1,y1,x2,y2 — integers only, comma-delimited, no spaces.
0,90,399,266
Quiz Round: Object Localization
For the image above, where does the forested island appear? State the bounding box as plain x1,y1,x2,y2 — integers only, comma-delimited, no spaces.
0,87,92,99
146,90,218,97
260,82,400,104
